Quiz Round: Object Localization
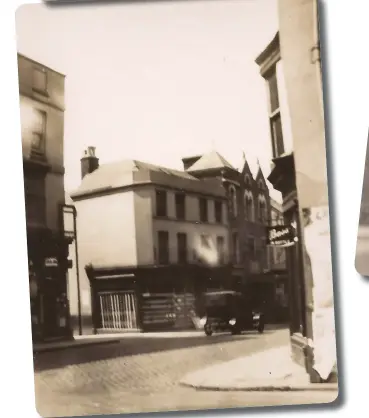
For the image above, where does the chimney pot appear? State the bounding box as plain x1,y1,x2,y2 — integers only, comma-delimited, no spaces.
81,146,99,179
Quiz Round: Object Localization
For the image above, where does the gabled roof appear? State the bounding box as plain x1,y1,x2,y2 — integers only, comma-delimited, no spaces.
187,150,235,172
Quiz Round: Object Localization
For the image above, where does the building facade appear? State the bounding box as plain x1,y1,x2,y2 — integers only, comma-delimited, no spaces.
256,0,336,382
18,54,70,342
183,151,280,316
68,148,231,334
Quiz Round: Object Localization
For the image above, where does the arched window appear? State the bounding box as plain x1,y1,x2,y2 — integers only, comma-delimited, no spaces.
244,190,254,221
229,185,237,218
258,194,267,223
245,174,252,188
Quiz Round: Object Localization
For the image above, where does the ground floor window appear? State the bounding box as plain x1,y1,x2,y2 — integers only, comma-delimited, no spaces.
98,291,138,331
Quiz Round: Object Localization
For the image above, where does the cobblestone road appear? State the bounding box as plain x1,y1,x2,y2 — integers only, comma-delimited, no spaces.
33,328,337,417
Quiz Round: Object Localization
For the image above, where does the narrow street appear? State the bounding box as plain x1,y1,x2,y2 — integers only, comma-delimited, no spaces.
34,328,336,417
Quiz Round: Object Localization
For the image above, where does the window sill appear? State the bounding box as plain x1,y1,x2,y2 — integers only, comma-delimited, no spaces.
153,215,226,226
32,88,50,98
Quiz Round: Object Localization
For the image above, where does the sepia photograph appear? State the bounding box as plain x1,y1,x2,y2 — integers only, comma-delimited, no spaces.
16,0,338,416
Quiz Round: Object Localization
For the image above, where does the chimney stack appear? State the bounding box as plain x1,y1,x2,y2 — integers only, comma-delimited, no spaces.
81,146,99,179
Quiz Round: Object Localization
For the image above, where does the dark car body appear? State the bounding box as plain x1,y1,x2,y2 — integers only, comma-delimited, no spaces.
202,290,265,336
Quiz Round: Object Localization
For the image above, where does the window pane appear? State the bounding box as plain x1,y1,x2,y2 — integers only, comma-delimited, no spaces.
199,198,208,222
177,233,187,263
158,231,169,264
268,70,280,112
175,193,185,220
271,113,285,158
216,236,225,264
215,201,222,223
33,68,47,92
32,110,46,152
156,190,167,217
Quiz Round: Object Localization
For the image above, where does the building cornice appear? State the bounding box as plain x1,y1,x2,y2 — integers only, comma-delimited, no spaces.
71,181,227,202
255,32,281,78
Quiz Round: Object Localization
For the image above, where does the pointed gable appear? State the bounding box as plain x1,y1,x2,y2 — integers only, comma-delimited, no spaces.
241,156,253,187
187,150,235,172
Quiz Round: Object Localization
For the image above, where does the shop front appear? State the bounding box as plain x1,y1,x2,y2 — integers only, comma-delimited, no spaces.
267,153,313,370
27,227,71,342
86,264,232,333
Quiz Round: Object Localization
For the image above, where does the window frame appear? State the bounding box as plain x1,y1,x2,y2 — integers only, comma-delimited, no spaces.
199,197,208,223
157,230,170,265
266,66,285,159
175,193,186,220
177,232,188,264
32,67,48,95
156,190,168,217
214,200,223,223
31,109,47,155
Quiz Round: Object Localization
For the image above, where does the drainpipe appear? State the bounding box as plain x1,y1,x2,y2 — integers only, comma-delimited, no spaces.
73,206,83,336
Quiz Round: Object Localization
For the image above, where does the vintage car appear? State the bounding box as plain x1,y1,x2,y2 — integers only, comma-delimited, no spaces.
200,290,265,336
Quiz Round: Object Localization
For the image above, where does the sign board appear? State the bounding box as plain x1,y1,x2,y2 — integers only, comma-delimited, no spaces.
44,257,58,267
266,225,295,247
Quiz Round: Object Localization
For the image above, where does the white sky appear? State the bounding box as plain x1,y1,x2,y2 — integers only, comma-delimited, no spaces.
16,0,280,198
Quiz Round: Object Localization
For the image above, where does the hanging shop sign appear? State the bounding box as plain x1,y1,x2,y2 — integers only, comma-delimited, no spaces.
266,225,296,247
44,257,59,268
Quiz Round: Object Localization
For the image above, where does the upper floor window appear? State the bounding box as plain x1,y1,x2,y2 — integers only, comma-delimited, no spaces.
199,197,208,223
267,67,285,159
156,190,167,217
157,231,169,264
229,185,237,218
32,109,47,154
244,191,254,221
245,175,252,188
214,201,223,223
175,193,186,220
24,173,46,226
258,194,268,223
247,236,256,258
216,236,225,264
177,232,187,264
32,68,47,94
232,232,240,265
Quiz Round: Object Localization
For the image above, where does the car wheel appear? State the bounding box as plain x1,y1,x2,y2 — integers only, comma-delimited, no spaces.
204,324,213,336
231,326,241,335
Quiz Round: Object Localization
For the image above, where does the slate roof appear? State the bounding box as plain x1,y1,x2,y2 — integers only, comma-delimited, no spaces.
71,158,226,200
187,150,235,172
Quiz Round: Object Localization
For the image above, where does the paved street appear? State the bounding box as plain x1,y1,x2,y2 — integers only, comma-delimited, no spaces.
33,328,337,417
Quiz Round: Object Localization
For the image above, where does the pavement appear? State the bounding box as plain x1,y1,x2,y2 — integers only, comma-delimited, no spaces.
33,335,121,353
180,345,339,392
